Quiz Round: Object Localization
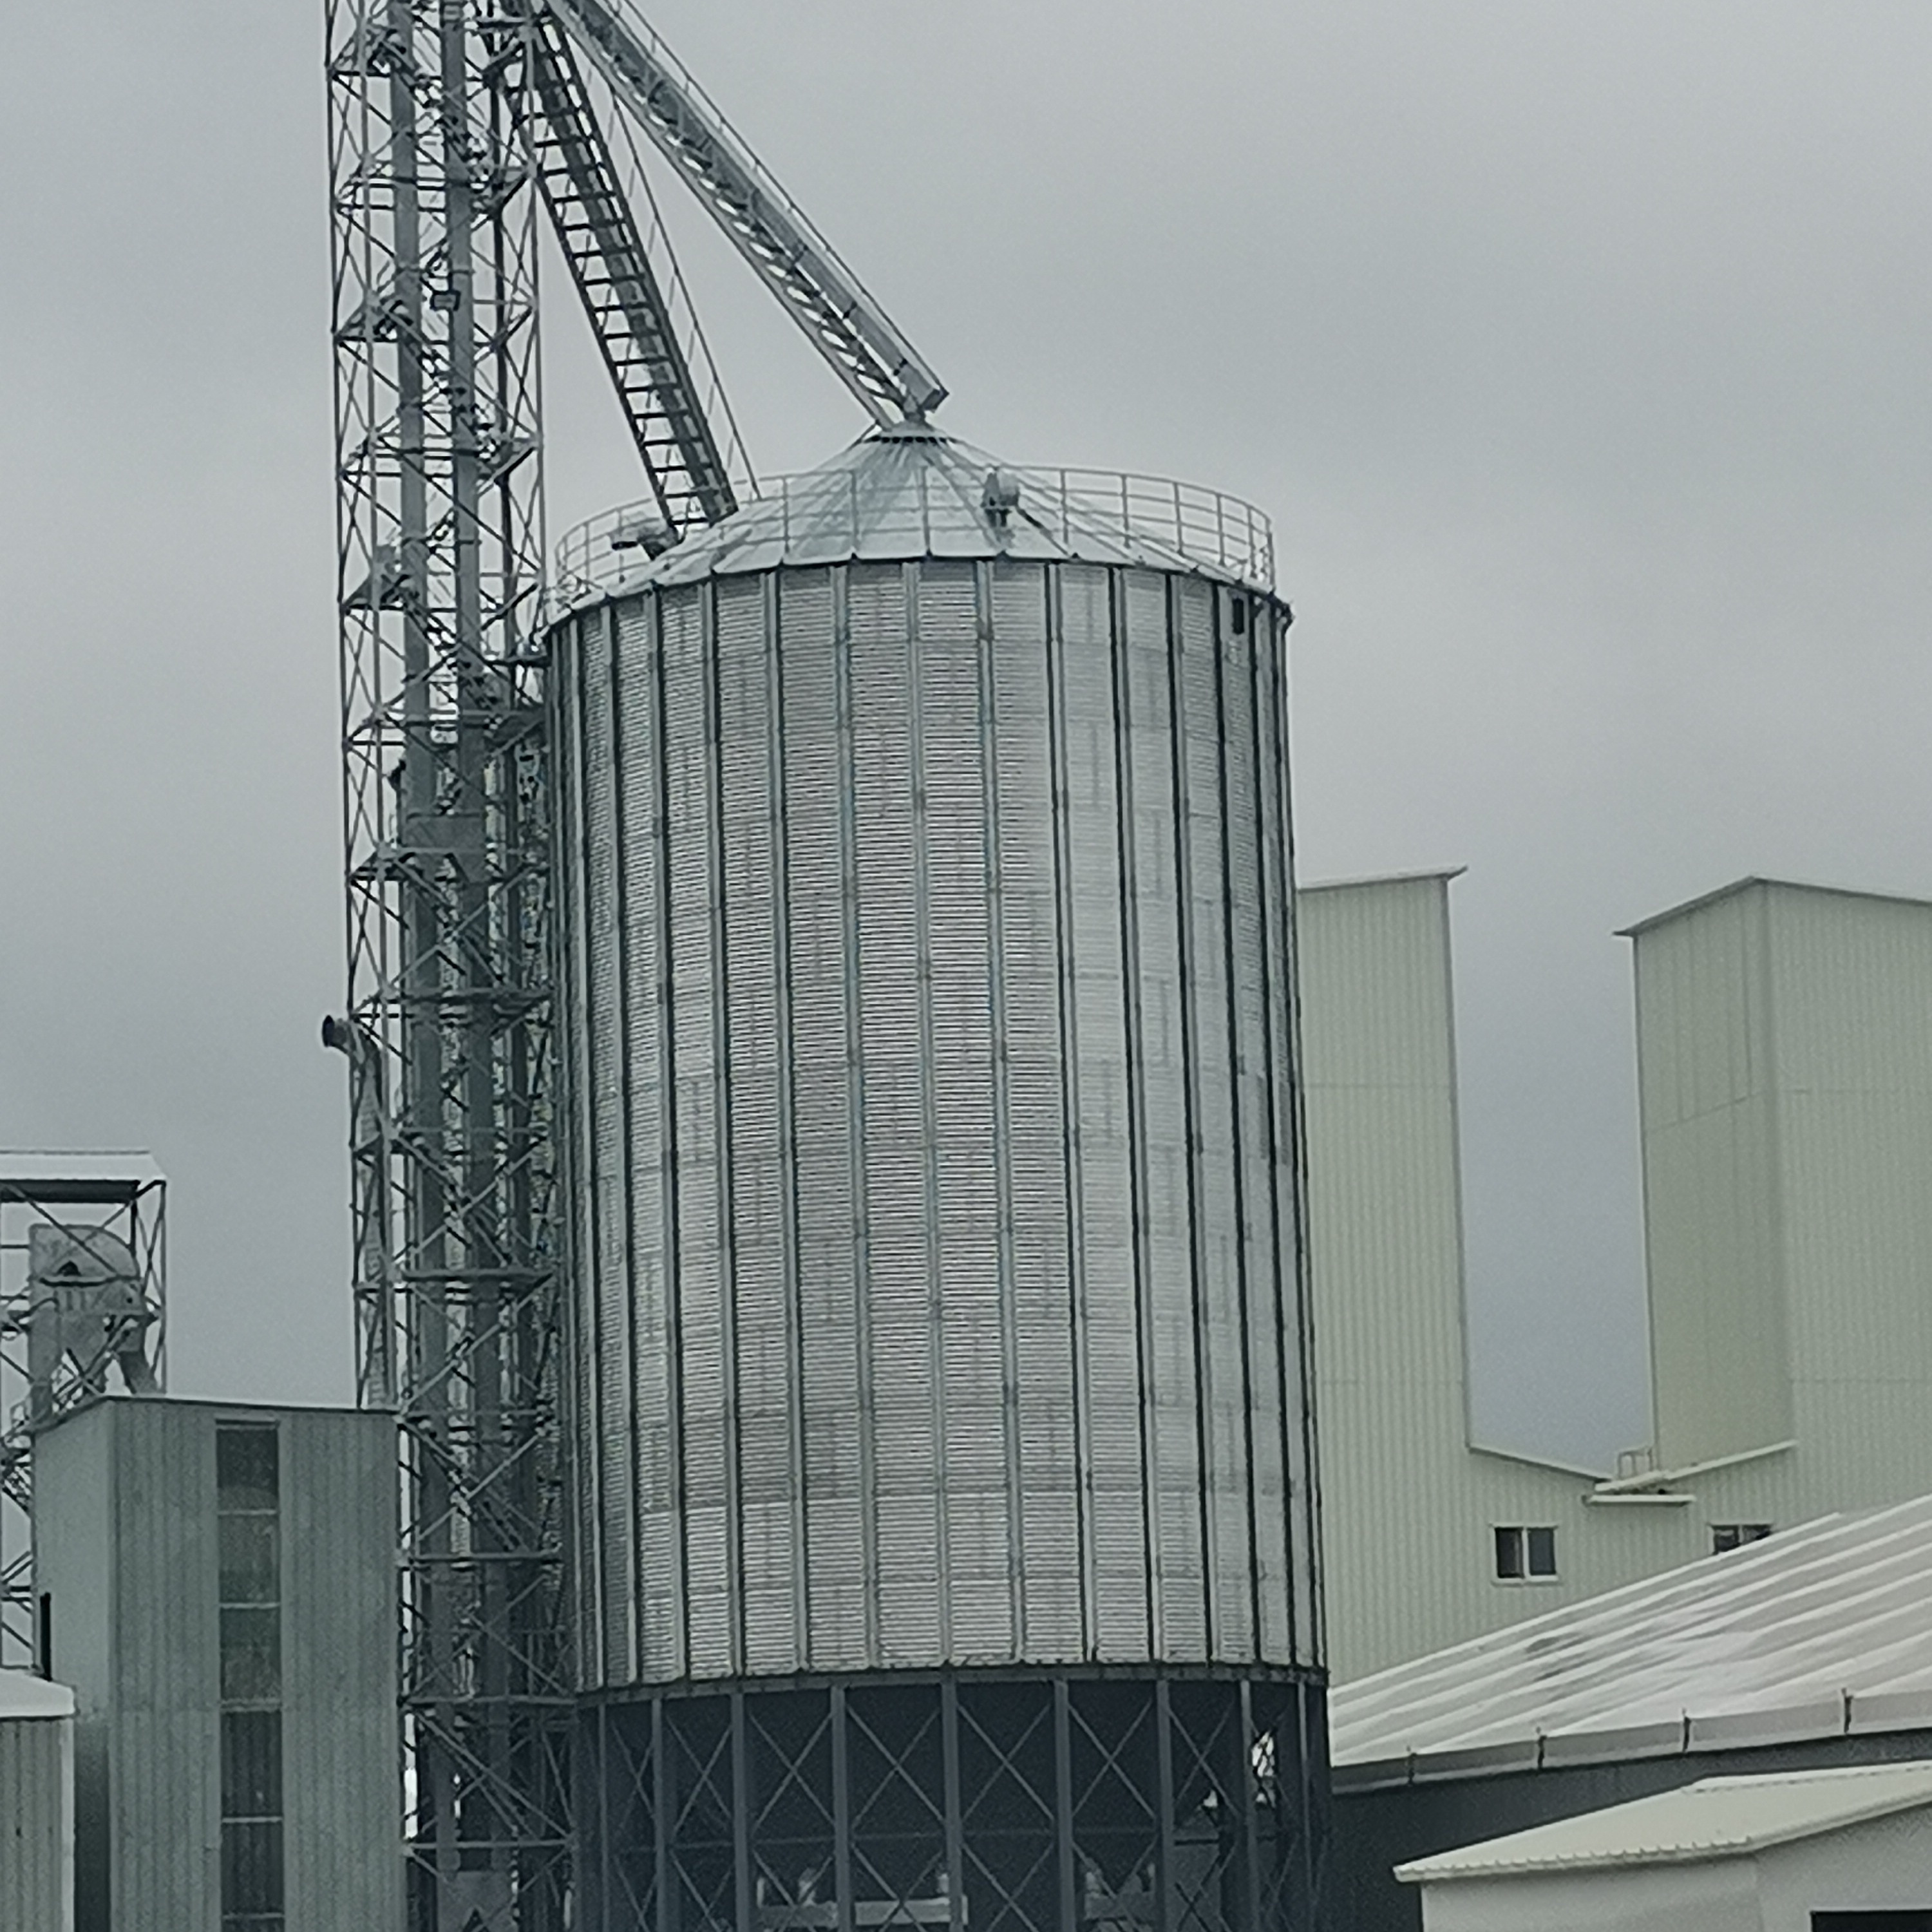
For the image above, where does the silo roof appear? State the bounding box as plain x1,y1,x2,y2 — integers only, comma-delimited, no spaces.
554,424,1278,601
1331,1491,1932,1787
0,1670,74,1721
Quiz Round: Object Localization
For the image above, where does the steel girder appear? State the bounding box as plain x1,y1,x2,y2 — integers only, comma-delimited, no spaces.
0,1166,166,1671
578,1672,1331,1932
325,4,567,1926
524,14,741,540
545,0,948,426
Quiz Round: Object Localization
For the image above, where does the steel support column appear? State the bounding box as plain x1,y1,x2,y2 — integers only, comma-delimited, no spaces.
325,3,567,1924
580,1671,1326,1932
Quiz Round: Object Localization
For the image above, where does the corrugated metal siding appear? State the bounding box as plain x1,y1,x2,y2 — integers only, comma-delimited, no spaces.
1256,603,1319,1662
28,1408,109,1931
282,1409,401,1932
109,1400,219,1929
556,609,607,1685
556,555,1315,1682
1309,873,1932,1680
1634,882,1794,1468
1299,876,1477,1680
719,571,800,1678
32,1401,399,1931
0,1714,73,1932
1765,887,1932,1509
1057,563,1148,1660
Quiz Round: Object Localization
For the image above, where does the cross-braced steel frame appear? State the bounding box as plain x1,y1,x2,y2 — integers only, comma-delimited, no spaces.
326,5,568,1925
578,1672,1330,1932
0,1164,166,1672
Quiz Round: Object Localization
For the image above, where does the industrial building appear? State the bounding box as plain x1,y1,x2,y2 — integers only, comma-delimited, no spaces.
1300,870,1932,1680
1328,1489,1932,1931
1396,1765,1932,1932
33,1396,399,1932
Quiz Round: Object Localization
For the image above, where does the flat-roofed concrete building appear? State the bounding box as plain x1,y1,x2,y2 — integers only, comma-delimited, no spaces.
33,1396,398,1932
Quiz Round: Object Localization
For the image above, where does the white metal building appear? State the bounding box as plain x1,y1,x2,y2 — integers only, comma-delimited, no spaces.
1328,1492,1932,1932
33,1397,399,1932
1300,872,1932,1680
0,1667,74,1932
1397,1765,1932,1932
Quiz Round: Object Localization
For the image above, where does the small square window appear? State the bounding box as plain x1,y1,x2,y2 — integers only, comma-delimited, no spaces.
1495,1525,1558,1582
1712,1522,1774,1555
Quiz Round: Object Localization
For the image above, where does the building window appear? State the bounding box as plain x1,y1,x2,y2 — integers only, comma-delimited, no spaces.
218,1423,283,1932
1712,1522,1774,1555
1494,1525,1558,1582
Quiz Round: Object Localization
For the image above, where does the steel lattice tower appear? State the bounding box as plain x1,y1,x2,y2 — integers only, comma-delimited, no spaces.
325,6,567,1924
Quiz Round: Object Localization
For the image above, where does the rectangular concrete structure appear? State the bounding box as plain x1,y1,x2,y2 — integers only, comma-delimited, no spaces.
32,1396,399,1932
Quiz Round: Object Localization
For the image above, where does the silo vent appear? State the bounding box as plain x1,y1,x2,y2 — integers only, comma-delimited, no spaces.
981,467,1022,527
609,513,675,557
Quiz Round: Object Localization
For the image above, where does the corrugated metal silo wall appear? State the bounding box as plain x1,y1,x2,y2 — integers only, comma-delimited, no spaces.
0,1714,73,1931
554,557,1318,1689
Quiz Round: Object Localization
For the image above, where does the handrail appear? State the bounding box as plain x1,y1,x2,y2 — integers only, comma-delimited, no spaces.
553,464,1276,604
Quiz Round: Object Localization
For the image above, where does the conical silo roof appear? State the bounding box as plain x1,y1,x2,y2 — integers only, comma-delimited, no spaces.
557,422,1277,600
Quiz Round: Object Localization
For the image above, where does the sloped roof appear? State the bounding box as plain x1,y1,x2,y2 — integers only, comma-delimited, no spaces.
1396,1763,1932,1882
553,424,1277,600
0,1670,73,1721
1618,874,1932,938
1332,1492,1932,1787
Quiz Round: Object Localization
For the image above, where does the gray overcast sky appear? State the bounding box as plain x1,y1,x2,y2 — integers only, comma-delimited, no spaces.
3,3,1927,1468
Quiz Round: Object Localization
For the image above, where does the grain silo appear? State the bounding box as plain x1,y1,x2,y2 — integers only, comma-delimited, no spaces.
551,422,1325,1930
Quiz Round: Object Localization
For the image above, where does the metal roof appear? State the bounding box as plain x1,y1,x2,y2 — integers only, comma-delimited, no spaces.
0,1671,73,1721
1396,1763,1932,1882
1332,1492,1932,1788
1298,867,1469,893
553,424,1277,601
0,1148,164,1204
1618,874,1932,938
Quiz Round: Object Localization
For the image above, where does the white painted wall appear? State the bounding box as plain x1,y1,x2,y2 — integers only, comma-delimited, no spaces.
1757,1806,1932,1929
1415,1858,1757,1932
1305,873,1932,1680
1620,882,1932,1555
1300,875,1687,1679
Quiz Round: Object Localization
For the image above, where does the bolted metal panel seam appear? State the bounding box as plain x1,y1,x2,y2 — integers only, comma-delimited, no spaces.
1043,563,1099,1660
974,557,1029,1662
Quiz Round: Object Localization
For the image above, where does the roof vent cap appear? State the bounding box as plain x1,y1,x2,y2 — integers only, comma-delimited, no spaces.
981,468,1022,529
